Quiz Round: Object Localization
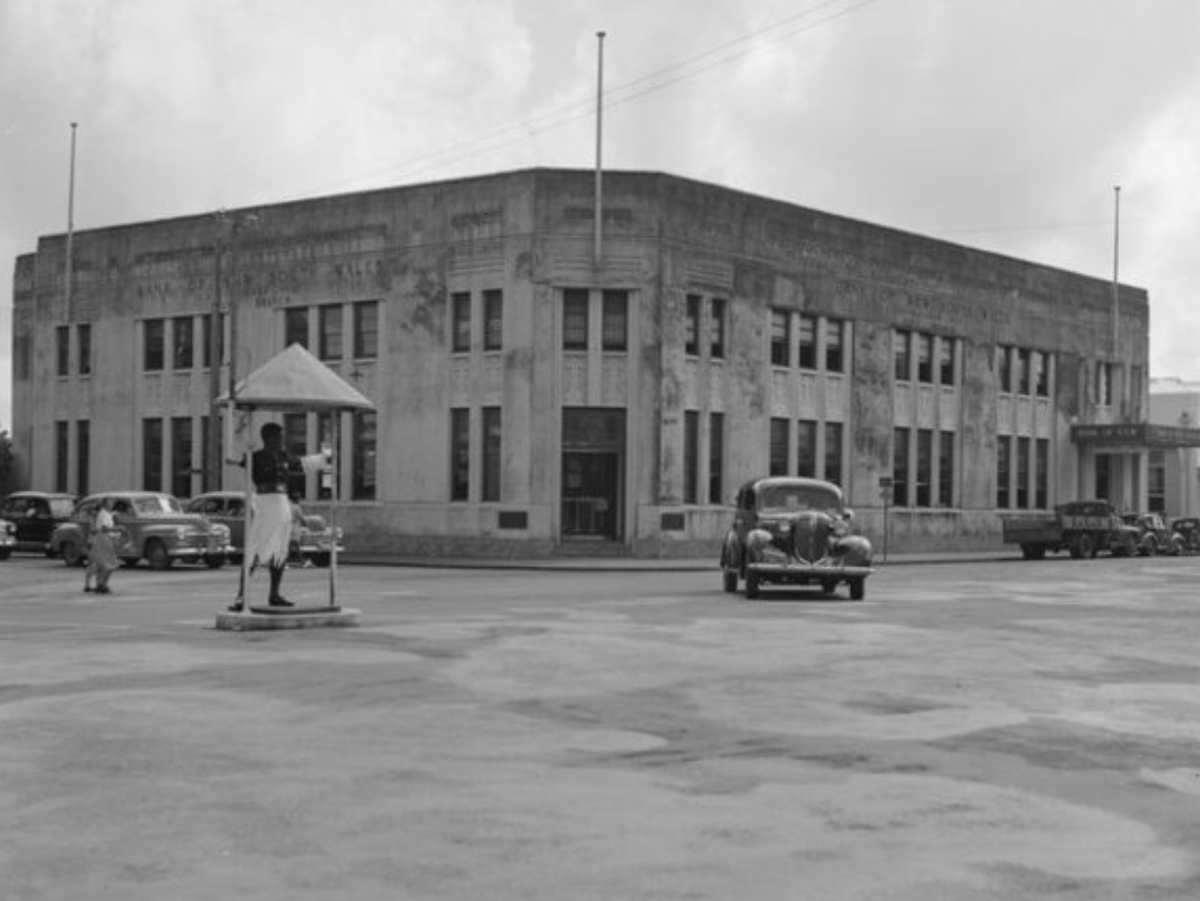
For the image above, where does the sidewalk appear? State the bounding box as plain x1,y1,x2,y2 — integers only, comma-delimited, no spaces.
342,548,1018,571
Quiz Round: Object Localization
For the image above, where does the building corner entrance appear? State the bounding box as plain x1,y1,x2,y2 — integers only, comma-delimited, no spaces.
561,408,625,541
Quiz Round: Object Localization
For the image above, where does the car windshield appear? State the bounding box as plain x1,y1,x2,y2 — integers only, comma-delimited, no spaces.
48,499,76,517
132,495,182,515
758,485,842,515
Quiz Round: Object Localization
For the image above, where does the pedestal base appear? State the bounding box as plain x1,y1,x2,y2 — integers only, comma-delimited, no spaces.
215,606,361,631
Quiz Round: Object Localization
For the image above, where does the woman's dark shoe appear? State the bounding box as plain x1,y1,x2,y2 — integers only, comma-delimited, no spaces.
96,586,111,595
227,602,245,613
268,596,294,608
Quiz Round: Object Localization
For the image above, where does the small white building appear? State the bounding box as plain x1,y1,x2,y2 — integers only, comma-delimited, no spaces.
1148,378,1200,519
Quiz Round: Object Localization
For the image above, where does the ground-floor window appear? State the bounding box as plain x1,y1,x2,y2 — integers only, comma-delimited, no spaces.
352,411,376,501
1148,451,1165,513
171,417,193,499
769,418,789,476
482,407,501,503
55,421,70,493
76,420,90,497
143,418,163,492
450,408,470,501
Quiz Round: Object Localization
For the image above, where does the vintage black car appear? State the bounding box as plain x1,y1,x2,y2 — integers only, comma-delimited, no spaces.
0,491,77,556
50,491,231,570
1121,512,1184,556
720,477,873,600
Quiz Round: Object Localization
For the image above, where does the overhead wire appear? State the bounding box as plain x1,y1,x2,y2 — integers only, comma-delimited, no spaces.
280,0,892,202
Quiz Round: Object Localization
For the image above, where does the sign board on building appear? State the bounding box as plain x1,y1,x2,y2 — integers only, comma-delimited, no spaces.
1070,423,1200,449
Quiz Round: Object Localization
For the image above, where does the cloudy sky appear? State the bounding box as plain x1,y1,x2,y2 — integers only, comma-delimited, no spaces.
3,0,1199,431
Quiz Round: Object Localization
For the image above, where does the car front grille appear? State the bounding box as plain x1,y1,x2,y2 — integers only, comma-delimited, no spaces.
790,515,832,562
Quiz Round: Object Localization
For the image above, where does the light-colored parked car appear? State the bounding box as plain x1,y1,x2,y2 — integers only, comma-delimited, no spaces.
185,490,344,567
720,476,874,600
50,491,231,570
0,517,16,559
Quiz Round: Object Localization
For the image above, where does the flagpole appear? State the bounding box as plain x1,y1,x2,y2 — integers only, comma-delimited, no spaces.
65,122,78,321
594,31,606,268
1111,185,1120,355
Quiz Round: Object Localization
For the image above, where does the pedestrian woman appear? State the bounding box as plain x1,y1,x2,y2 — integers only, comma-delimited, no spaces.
84,497,119,595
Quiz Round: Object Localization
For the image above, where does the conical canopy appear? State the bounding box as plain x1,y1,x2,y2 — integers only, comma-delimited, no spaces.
220,343,375,412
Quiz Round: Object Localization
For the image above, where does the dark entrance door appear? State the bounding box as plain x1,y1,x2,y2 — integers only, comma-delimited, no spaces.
562,452,619,539
561,408,625,542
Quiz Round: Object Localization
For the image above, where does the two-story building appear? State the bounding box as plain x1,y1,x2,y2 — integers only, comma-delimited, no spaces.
10,168,1161,556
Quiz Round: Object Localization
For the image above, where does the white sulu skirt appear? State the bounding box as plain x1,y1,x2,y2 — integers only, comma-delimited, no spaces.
247,493,292,569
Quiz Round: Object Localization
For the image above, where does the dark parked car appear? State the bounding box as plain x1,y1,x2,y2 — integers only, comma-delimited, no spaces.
0,491,77,555
1121,512,1184,556
50,491,231,570
720,476,874,600
185,490,344,567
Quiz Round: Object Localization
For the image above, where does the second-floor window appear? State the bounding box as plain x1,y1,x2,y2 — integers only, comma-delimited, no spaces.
483,290,503,351
173,316,194,370
770,310,789,367
452,292,471,353
144,319,165,372
563,289,588,350
602,290,628,351
319,304,343,361
354,301,378,359
285,307,308,349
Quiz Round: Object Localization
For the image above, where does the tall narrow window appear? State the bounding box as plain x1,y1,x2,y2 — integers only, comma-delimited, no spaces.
56,421,69,492
683,410,699,504
770,310,789,367
916,429,933,507
769,418,789,476
938,337,955,386
1148,450,1165,513
997,347,1012,393
285,307,309,350
917,333,934,383
451,292,471,353
1016,348,1031,396
685,295,701,357
710,299,726,360
708,412,724,504
78,323,92,376
1033,352,1050,397
354,300,379,359
825,318,845,373
201,314,215,367
893,330,911,382
797,315,817,370
200,416,213,492
1035,438,1049,509
284,413,308,499
319,304,343,361
76,420,90,496
317,413,335,500
173,316,194,370
171,417,193,499
997,435,1011,508
144,319,165,372
796,419,817,477
563,289,588,350
483,290,503,351
56,326,70,376
352,411,376,501
825,422,843,487
481,407,501,503
1016,437,1030,509
893,427,910,506
450,408,470,501
143,417,163,491
1096,362,1113,406
938,431,955,507
602,290,628,351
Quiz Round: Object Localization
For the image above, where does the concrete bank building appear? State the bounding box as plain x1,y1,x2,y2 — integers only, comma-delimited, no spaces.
10,168,1169,557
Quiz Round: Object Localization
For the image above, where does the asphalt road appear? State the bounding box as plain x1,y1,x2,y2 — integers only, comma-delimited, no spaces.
2,553,1199,900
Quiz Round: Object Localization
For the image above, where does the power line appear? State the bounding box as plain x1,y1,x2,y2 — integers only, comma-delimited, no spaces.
282,0,893,202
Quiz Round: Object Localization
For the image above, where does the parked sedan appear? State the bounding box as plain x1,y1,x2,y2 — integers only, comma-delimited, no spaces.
720,476,874,600
50,491,231,570
185,490,344,567
0,517,16,560
0,491,77,556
